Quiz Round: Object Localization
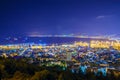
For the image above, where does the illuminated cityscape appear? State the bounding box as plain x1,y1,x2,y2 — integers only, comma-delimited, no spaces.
0,0,120,80
0,37,120,79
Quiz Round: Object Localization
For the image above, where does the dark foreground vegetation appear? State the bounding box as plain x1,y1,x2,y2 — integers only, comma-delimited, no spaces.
0,57,120,80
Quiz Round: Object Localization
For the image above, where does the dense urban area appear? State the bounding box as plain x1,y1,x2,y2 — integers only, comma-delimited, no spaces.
0,40,120,80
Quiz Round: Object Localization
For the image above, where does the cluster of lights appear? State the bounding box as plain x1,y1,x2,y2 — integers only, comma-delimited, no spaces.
74,41,89,47
90,40,111,48
1,40,120,50
90,40,120,50
75,40,120,50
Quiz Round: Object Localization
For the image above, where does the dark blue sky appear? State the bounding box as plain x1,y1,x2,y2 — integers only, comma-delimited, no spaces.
0,0,120,37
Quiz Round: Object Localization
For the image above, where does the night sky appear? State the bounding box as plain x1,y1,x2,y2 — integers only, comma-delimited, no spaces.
0,0,120,37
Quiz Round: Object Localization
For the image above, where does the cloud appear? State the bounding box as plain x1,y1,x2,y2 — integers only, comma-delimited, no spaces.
96,15,114,19
96,15,105,19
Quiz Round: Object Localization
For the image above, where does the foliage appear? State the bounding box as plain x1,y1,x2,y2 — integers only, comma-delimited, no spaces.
0,57,120,80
